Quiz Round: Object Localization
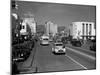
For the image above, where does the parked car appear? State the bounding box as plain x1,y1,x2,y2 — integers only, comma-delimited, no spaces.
21,34,31,41
71,39,82,47
12,61,19,74
12,39,34,61
90,39,96,51
52,42,66,54
12,45,31,62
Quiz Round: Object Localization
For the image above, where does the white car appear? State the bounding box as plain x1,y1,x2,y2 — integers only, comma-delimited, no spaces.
52,43,66,54
40,36,49,45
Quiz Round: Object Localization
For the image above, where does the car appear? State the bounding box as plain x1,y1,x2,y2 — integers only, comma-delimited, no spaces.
52,42,66,54
20,34,32,41
61,37,68,44
40,36,49,45
90,39,96,51
12,39,34,62
71,39,82,47
40,38,49,45
90,43,96,51
12,61,20,74
12,45,31,62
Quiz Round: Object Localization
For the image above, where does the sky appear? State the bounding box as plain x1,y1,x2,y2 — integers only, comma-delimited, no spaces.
16,1,96,30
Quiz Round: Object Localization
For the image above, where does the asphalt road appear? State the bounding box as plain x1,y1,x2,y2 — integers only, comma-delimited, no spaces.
18,41,96,73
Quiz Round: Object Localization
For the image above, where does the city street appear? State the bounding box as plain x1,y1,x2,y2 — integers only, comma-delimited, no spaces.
11,1,96,74
18,41,96,73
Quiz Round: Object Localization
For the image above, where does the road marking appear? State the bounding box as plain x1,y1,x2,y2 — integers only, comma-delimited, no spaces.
65,54,87,70
66,47,95,60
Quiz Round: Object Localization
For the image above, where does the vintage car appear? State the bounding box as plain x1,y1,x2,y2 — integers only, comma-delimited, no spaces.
52,42,66,54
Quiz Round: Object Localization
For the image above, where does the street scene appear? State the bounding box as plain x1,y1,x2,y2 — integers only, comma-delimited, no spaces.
11,0,96,75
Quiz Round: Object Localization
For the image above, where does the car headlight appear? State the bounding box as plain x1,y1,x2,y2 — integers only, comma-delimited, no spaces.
24,36,27,39
21,53,23,56
16,34,18,37
55,49,58,52
13,58,18,61
63,48,66,52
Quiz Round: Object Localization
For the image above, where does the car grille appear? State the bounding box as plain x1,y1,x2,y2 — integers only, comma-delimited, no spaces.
59,50,63,52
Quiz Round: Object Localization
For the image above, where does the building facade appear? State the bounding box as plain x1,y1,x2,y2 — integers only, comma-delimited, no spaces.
20,17,36,35
70,22,96,40
45,21,58,36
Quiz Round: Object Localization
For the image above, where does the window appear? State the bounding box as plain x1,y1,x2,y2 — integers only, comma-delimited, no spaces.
86,23,88,25
89,24,92,35
23,26,25,29
86,23,88,35
55,44,63,46
82,23,85,35
82,23,84,25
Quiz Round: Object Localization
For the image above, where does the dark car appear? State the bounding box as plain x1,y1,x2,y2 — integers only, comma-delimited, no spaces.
12,45,31,62
21,35,32,41
12,61,20,74
12,39,34,62
71,39,82,47
90,39,96,51
61,37,68,44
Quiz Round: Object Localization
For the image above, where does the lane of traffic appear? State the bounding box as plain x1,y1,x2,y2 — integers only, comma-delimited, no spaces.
65,47,96,60
65,46,96,69
32,42,86,72
66,44,96,57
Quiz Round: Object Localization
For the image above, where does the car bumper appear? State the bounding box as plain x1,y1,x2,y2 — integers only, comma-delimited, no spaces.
40,42,49,45
55,49,66,53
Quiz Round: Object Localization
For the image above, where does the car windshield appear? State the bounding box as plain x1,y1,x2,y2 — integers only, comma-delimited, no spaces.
43,38,48,40
55,44,62,46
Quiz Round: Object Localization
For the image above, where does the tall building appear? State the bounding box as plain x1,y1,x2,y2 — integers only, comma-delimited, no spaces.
45,21,58,36
21,17,36,35
70,22,96,40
